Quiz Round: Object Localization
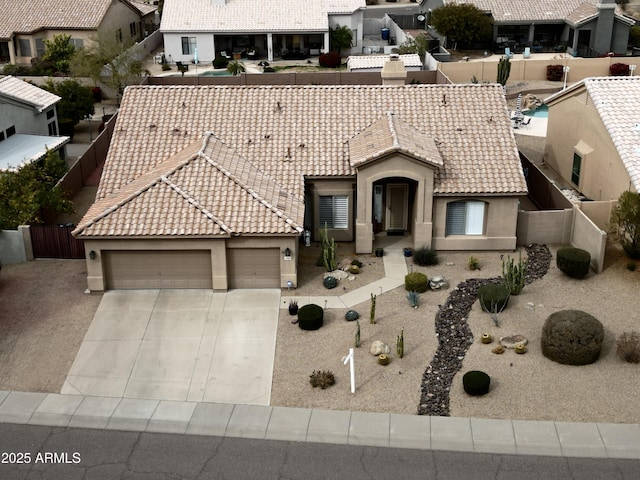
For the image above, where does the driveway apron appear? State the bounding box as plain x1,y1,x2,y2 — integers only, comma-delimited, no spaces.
62,289,280,406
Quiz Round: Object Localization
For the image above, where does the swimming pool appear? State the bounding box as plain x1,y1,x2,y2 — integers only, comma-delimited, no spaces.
200,70,232,77
523,104,548,118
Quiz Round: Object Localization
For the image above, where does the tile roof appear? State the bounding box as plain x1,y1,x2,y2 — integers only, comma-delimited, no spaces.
77,83,525,238
0,76,60,112
582,77,640,192
129,0,158,16
160,0,364,33
449,0,630,24
0,0,113,38
347,54,422,71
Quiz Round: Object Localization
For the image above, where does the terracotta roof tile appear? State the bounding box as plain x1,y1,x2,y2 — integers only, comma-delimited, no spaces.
81,83,526,237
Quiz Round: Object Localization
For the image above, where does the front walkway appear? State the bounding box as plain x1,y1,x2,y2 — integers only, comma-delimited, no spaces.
62,289,280,406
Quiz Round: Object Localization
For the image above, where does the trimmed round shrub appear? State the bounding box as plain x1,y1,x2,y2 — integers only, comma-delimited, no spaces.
556,247,591,278
345,310,360,321
413,246,439,266
405,272,428,293
298,304,324,330
323,276,338,289
541,310,604,365
477,284,510,311
213,56,229,69
462,370,490,396
318,51,342,68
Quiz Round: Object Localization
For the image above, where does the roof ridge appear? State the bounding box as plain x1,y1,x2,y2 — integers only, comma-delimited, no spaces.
200,132,304,232
386,111,400,148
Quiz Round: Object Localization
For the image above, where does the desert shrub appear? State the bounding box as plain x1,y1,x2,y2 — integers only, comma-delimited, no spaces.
556,247,591,278
345,310,360,321
616,332,640,363
627,262,637,271
413,246,439,266
610,63,629,76
319,51,342,68
468,255,480,270
546,64,564,81
477,284,510,311
323,275,338,289
309,370,335,389
541,310,604,365
298,304,324,330
213,56,229,69
462,370,490,396
404,272,428,293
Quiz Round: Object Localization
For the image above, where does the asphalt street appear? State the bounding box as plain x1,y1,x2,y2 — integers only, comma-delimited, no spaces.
1,424,638,480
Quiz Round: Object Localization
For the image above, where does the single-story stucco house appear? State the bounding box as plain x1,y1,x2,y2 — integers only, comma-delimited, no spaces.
74,59,527,291
543,76,640,202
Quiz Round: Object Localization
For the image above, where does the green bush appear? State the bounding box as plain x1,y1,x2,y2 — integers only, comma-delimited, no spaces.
546,64,563,81
610,63,629,76
541,310,604,365
319,51,342,68
345,310,360,321
298,304,324,330
462,370,490,396
413,246,439,266
556,247,591,278
213,56,229,69
477,284,510,311
323,276,338,289
404,272,428,293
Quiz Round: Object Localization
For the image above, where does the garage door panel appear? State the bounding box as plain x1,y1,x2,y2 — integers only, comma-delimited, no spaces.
228,248,280,289
104,251,212,289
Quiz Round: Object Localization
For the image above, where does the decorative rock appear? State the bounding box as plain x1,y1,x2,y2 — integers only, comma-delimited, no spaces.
370,340,390,356
526,302,535,310
514,343,527,354
338,259,352,271
325,270,348,280
500,335,528,349
348,275,356,281
378,354,390,365
480,333,493,344
429,275,449,290
492,345,506,354
445,262,455,266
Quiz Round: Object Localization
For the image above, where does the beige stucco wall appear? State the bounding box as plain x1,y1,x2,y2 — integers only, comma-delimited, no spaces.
544,95,635,201
309,178,356,242
354,153,435,253
431,196,520,250
83,235,298,291
572,207,607,273
516,208,573,246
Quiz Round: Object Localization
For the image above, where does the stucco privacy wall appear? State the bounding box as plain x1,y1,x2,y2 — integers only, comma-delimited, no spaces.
83,236,297,291
572,207,607,273
438,56,640,85
517,209,573,246
580,200,616,231
0,228,28,265
431,196,519,250
355,153,434,253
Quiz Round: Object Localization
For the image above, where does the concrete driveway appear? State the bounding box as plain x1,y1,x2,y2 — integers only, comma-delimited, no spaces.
62,289,280,405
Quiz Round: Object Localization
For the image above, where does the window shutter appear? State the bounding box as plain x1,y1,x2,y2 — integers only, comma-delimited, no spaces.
446,202,465,235
465,201,485,235
333,195,349,229
319,196,333,228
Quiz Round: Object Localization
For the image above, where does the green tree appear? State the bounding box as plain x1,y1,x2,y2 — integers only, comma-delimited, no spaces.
629,26,640,48
611,191,640,259
395,34,429,58
430,3,493,49
0,150,74,229
330,25,353,55
226,60,246,76
43,79,95,125
42,34,76,74
70,31,143,105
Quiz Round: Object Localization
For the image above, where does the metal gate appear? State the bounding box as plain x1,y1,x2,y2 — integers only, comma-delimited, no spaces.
30,224,85,259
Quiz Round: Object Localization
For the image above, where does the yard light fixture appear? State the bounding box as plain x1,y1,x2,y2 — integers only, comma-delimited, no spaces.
89,250,96,260
563,66,570,90
284,247,291,257
630,64,637,76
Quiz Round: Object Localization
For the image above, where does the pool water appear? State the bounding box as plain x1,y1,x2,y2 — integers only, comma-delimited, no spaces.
200,70,232,77
523,104,548,118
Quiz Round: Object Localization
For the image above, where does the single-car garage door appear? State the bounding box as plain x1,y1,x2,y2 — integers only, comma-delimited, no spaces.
227,248,280,288
104,250,213,289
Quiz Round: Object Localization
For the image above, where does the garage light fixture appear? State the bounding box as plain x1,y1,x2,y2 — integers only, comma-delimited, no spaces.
284,247,291,257
89,250,96,260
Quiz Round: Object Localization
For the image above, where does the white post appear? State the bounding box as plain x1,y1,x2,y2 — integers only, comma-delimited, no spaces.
563,66,570,90
342,348,355,393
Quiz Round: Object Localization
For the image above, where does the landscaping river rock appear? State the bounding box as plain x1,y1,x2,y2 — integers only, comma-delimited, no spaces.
417,244,552,416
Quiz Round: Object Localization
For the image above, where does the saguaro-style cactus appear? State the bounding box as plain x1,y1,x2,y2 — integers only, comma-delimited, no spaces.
396,328,404,358
370,293,377,324
497,56,511,86
502,253,526,295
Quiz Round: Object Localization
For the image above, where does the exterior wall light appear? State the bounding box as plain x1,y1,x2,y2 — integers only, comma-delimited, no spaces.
89,250,97,260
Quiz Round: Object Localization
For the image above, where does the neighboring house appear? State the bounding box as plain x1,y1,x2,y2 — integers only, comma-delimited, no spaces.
0,0,158,65
420,0,635,56
0,76,69,170
74,59,526,292
347,54,422,72
543,76,640,203
160,0,366,64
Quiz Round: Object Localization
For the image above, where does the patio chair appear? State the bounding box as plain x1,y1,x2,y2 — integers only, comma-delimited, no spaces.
220,51,232,60
176,61,188,76
520,117,531,127
504,47,513,59
523,47,531,59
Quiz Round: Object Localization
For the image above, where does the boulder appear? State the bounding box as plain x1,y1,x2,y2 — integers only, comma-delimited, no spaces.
499,335,528,349
324,270,348,280
370,340,390,356
429,275,449,290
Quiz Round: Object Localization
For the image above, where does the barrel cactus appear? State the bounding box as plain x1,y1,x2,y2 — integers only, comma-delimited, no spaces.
323,275,338,289
345,310,360,322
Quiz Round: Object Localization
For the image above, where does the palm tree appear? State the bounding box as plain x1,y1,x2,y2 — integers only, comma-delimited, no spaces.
227,60,246,76
330,25,353,55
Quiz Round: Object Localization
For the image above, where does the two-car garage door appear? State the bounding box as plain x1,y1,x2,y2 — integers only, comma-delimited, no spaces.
103,248,280,290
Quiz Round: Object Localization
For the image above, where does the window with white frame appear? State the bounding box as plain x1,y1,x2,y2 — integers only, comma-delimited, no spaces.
445,201,485,236
319,195,349,229
18,39,31,57
70,38,84,49
181,37,197,55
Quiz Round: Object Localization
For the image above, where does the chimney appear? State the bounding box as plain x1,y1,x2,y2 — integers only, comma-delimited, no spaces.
381,54,407,86
212,0,226,5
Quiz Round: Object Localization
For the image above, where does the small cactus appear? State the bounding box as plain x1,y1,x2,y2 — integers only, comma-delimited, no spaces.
370,293,377,324
406,291,420,308
355,320,361,348
323,275,338,289
396,328,404,358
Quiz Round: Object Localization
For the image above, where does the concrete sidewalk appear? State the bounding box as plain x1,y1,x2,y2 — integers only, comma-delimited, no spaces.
1,390,639,458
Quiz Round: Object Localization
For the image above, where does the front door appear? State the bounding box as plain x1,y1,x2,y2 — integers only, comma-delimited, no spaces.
385,184,408,231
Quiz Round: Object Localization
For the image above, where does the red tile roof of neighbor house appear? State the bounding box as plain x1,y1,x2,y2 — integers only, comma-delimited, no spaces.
74,83,527,238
